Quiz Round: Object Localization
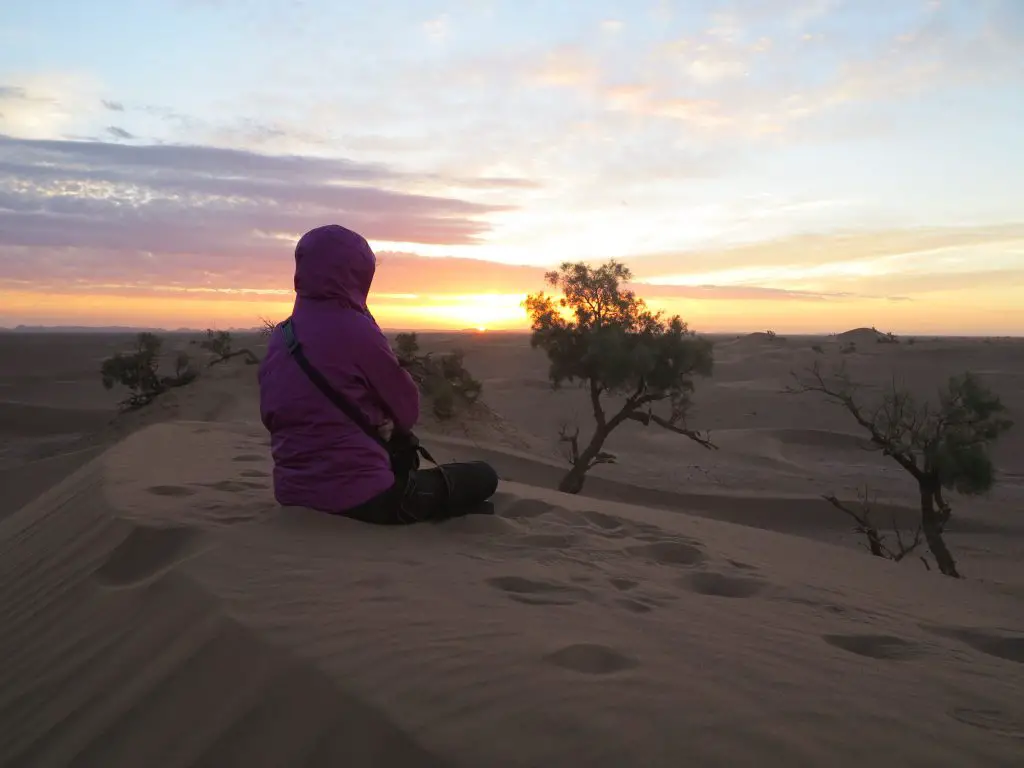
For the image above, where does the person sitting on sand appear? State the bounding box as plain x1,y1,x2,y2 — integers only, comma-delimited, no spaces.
258,224,499,523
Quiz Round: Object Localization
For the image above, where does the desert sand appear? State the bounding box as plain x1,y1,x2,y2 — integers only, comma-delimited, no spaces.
1,329,1022,766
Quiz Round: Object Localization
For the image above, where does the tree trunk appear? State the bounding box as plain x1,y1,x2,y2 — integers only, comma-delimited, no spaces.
864,528,885,558
919,482,960,578
557,429,608,495
557,464,589,494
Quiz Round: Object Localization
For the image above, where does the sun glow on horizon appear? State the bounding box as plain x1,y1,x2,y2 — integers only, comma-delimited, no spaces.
2,280,1023,336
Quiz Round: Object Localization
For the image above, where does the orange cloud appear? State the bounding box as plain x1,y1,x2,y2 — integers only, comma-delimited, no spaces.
3,225,1023,334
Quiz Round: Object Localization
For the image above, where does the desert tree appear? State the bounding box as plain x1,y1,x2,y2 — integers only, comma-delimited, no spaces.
790,361,1013,577
525,260,715,494
101,332,198,411
199,329,259,365
394,332,421,364
390,332,483,420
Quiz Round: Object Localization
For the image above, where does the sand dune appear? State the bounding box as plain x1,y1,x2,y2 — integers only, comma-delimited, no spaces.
0,446,106,519
1,421,1022,767
836,327,887,343
1,329,1023,766
0,401,112,438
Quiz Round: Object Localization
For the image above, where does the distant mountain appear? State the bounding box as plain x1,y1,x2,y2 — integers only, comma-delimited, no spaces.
4,325,172,334
2,325,265,334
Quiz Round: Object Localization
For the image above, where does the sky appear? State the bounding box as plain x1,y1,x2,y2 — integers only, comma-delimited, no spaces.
2,0,1023,334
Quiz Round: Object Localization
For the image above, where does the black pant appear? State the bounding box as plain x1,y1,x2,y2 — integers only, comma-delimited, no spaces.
343,461,499,525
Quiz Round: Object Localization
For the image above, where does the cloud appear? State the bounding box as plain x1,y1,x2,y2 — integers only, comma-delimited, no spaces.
102,100,125,112
624,224,1024,275
106,126,134,140
423,15,449,41
0,74,104,139
0,132,535,191
624,282,876,303
0,134,527,266
0,234,915,306
527,1,1023,139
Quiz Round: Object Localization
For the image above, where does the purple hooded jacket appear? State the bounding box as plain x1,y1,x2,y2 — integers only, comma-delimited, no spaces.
258,225,420,513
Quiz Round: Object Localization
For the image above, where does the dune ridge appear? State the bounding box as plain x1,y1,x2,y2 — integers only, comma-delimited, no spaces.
1,420,1022,767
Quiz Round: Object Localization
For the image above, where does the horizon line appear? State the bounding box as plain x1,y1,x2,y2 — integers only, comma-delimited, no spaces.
2,324,1022,340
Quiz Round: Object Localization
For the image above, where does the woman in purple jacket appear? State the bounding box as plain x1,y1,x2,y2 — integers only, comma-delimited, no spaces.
259,224,499,523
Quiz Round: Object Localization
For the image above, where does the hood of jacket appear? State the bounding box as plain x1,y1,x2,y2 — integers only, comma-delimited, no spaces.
293,224,376,311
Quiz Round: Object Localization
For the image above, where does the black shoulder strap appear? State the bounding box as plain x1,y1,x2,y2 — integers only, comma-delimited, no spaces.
280,317,387,449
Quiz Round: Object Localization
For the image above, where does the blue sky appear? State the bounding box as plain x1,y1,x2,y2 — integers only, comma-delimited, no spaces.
1,0,1023,331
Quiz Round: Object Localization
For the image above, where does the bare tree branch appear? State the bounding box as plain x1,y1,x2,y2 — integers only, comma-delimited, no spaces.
625,410,718,450
787,362,924,481
557,423,581,465
822,492,924,565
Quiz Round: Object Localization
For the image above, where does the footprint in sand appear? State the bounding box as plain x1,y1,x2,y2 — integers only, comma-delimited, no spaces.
203,480,269,492
516,533,578,549
578,510,638,539
777,595,853,617
922,625,1024,664
500,498,558,520
948,707,1024,739
609,577,638,591
618,596,669,614
214,514,261,526
94,525,202,588
727,559,758,571
232,454,264,462
543,643,637,675
630,519,689,543
822,634,924,661
582,510,624,531
625,540,706,567
485,575,588,606
147,485,197,497
681,571,765,598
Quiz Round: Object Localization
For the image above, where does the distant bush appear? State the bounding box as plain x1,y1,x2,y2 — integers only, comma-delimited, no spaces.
874,327,899,344
394,332,420,362
840,342,857,354
197,329,259,365
201,329,233,358
100,332,198,411
258,317,277,338
392,332,483,420
811,344,824,354
766,329,777,339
